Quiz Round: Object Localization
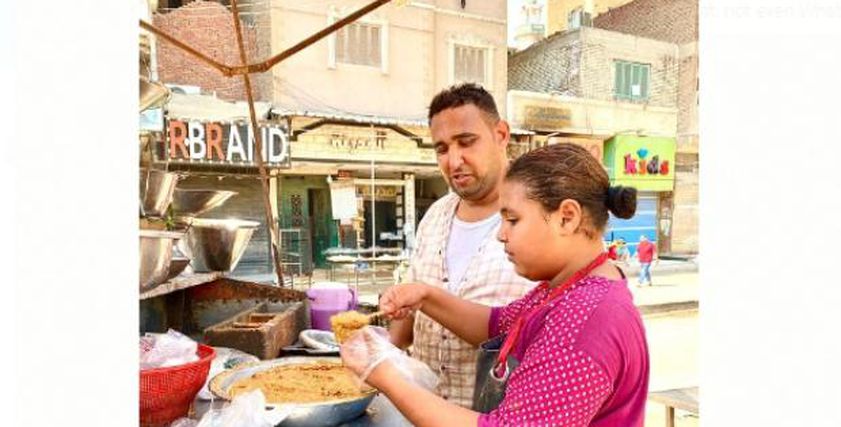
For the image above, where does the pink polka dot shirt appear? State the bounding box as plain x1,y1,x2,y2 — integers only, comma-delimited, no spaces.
478,275,649,427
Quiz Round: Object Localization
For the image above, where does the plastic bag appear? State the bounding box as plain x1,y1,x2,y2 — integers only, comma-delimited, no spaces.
169,418,198,427
196,390,293,427
197,347,260,400
140,329,199,370
340,326,438,391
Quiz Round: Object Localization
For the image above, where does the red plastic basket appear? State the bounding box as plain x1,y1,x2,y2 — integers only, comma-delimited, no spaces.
140,344,216,426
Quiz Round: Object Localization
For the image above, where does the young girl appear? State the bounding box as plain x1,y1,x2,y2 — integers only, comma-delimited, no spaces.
341,143,650,426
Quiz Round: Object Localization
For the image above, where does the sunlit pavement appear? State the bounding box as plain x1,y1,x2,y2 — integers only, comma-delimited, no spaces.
644,309,700,427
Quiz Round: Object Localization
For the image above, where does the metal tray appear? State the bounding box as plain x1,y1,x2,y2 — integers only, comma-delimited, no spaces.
209,357,376,427
282,340,339,356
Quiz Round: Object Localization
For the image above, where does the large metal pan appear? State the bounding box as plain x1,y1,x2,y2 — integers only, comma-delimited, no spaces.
171,189,237,218
209,356,376,427
139,229,184,291
140,169,179,218
177,218,259,272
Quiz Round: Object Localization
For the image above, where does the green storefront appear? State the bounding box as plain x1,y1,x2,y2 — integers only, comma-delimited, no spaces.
603,135,676,254
277,176,340,270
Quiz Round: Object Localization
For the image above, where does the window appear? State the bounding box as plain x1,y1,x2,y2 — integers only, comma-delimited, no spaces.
568,7,592,30
453,44,489,86
614,61,650,101
335,22,382,67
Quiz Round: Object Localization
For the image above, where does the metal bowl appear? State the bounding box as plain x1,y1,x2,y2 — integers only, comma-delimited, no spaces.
209,357,377,427
165,257,190,281
178,219,259,272
140,169,179,218
172,189,237,218
139,229,185,291
139,76,171,112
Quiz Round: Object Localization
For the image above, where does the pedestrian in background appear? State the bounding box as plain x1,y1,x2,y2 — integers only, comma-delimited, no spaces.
615,238,631,266
635,235,657,286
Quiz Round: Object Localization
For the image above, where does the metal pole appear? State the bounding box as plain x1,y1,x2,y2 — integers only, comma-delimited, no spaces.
237,0,394,74
230,0,285,286
139,20,233,76
370,155,376,285
370,157,376,257
139,0,394,76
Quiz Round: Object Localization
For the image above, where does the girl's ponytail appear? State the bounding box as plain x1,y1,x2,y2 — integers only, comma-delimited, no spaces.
606,186,637,219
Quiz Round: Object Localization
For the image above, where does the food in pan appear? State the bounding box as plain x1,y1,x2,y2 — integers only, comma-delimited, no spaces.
330,311,370,344
228,361,371,403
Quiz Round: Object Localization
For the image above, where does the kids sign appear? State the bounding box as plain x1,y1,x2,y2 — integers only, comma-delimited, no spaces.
623,147,670,176
164,119,291,168
606,135,675,192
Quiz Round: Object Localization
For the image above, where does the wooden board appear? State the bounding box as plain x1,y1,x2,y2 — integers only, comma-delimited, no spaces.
648,387,699,413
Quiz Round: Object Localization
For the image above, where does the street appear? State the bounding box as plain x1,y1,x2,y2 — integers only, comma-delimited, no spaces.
644,308,699,427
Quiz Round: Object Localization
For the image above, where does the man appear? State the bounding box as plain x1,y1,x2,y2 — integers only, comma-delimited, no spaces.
636,235,658,286
388,83,536,407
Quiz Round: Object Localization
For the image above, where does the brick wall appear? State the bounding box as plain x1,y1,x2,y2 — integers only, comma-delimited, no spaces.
671,152,698,254
578,28,679,107
593,0,699,254
508,32,582,96
677,49,698,140
593,0,698,45
153,0,271,101
509,28,679,108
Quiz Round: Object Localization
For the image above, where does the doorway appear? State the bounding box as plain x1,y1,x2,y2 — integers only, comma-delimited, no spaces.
308,188,332,268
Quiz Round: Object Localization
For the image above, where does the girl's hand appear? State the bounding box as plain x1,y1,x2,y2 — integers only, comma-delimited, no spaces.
379,283,430,320
340,326,393,382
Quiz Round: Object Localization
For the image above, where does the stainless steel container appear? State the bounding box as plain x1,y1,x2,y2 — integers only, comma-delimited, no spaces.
139,229,185,291
171,189,237,218
165,257,191,281
178,219,259,272
139,76,171,112
209,357,377,427
140,169,179,218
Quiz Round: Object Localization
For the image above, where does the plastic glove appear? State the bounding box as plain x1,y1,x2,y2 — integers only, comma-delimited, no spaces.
340,326,438,391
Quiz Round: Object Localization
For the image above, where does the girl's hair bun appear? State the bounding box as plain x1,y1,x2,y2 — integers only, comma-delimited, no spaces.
606,186,637,219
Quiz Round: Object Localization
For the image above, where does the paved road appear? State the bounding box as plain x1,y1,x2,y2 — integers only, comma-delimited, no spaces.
644,309,700,427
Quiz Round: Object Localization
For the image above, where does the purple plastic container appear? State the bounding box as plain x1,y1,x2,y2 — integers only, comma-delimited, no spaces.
306,282,358,331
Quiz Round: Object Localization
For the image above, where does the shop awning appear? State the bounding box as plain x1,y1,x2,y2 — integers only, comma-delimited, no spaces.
271,106,428,128
510,127,536,136
167,93,273,122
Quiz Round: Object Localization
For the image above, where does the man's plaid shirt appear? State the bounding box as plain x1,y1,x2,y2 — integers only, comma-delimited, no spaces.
407,192,536,408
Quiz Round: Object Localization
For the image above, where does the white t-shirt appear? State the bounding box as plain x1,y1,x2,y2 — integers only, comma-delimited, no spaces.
445,212,502,292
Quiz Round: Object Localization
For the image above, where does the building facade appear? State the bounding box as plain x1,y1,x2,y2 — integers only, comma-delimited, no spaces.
546,0,634,35
594,0,698,254
508,26,680,255
150,0,510,275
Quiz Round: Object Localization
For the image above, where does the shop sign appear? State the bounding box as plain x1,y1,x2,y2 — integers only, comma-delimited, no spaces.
162,119,291,168
330,180,358,220
622,148,670,176
330,133,386,151
608,135,675,192
523,106,571,130
357,185,398,199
